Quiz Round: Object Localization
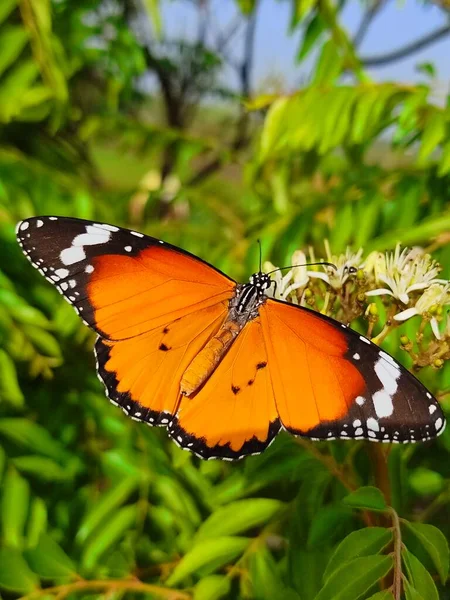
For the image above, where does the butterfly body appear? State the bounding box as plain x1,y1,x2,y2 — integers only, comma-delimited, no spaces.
16,216,446,460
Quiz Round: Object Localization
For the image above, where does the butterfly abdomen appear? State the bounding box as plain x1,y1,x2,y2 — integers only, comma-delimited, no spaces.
180,319,243,396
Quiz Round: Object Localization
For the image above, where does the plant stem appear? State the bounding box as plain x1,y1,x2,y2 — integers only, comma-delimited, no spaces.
369,444,391,506
389,508,403,600
19,579,190,600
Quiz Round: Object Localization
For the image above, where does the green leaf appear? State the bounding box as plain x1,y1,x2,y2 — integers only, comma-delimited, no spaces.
366,592,394,600
324,528,392,581
193,575,231,600
315,555,393,600
308,506,353,548
417,110,445,165
25,534,76,580
0,348,24,407
313,40,344,85
26,497,47,548
81,504,137,571
437,140,450,176
0,0,17,25
166,537,250,586
402,521,449,584
194,498,283,542
1,468,29,548
235,0,256,15
22,324,61,357
0,26,29,77
0,418,67,460
297,13,325,62
342,487,388,512
13,456,70,482
259,96,289,161
402,549,439,600
404,581,425,600
250,547,300,600
0,548,38,593
76,475,140,545
409,468,444,496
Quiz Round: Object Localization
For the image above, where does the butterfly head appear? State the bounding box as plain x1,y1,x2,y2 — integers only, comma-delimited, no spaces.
249,272,272,293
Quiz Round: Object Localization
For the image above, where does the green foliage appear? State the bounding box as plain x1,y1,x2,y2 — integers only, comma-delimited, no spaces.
1,0,450,599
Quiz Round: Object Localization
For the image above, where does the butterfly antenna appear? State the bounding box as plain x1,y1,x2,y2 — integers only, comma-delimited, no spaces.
266,261,337,276
257,239,262,272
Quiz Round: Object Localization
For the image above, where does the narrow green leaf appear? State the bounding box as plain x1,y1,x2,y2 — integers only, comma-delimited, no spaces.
166,537,250,586
0,548,38,593
259,97,289,161
22,324,61,357
313,40,344,85
402,521,449,584
437,140,450,176
1,468,29,548
0,0,17,25
141,0,162,36
0,418,66,460
0,348,24,407
324,528,392,581
76,475,139,545
25,534,76,580
194,498,283,542
315,555,393,600
297,13,324,62
13,456,69,482
250,547,299,600
402,549,439,600
81,505,137,571
342,487,387,511
26,497,47,548
193,575,231,600
0,26,29,77
417,110,445,165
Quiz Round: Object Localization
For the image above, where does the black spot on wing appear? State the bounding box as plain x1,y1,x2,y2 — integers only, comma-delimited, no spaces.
257,361,267,370
159,343,170,352
231,385,240,395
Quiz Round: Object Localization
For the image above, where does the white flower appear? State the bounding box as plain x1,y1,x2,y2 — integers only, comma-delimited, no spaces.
308,240,364,290
263,251,310,303
366,243,446,304
394,283,450,339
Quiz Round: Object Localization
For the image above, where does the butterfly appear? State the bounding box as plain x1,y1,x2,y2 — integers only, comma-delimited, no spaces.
16,216,446,460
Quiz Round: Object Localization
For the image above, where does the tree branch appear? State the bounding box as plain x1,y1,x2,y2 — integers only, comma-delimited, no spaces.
361,24,450,67
353,0,386,48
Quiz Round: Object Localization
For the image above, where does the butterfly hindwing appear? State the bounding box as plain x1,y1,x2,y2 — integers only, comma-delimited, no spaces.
169,318,280,459
260,299,445,443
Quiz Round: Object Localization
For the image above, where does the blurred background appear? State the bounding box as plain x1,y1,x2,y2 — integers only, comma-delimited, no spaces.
1,0,450,598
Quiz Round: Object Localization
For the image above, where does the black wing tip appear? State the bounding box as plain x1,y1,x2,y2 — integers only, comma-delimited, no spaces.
167,418,280,461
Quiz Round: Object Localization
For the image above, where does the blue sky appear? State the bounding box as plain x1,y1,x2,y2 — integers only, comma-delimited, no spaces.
161,0,450,94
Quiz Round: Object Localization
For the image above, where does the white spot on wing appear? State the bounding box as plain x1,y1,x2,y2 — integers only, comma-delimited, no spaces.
355,427,363,436
131,231,144,238
429,404,437,415
353,419,361,427
124,245,132,252
353,353,360,360
367,417,380,432
60,246,86,265
435,417,443,431
55,268,69,279
49,217,58,220
36,219,43,228
20,221,29,231
372,390,394,418
85,264,94,273
356,396,365,406
359,335,370,345
94,223,119,232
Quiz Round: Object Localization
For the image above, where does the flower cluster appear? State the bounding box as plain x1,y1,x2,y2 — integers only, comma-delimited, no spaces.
264,242,450,370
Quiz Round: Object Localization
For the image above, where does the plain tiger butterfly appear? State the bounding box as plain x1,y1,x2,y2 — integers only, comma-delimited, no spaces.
16,216,446,460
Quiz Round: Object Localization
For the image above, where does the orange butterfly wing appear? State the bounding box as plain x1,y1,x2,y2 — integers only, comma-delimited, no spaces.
169,317,279,459
260,299,445,443
17,217,235,423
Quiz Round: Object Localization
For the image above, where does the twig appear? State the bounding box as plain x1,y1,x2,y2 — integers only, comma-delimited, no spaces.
353,0,385,48
19,579,190,600
361,24,450,67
